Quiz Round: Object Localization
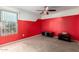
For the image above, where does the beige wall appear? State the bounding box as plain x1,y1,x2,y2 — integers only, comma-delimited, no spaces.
41,7,79,19
0,6,41,21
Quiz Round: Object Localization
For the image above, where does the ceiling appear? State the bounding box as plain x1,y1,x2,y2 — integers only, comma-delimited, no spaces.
13,6,78,14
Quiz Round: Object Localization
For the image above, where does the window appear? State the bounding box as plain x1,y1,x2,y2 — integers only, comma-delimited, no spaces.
0,10,18,36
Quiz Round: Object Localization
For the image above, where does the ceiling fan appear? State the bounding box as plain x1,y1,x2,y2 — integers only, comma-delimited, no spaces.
37,6,56,15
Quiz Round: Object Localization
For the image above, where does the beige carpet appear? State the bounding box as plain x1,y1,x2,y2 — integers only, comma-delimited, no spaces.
0,34,79,52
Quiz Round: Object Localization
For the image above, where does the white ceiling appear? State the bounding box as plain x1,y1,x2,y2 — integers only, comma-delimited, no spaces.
12,6,79,14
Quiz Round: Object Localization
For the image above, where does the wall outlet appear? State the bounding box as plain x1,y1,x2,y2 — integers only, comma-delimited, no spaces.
22,34,25,37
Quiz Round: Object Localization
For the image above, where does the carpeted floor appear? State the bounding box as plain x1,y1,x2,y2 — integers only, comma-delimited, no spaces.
0,35,79,52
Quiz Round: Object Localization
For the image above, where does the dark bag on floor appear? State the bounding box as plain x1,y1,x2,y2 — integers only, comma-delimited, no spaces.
42,32,54,37
58,32,72,42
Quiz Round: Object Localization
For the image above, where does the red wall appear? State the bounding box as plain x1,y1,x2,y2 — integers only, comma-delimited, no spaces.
0,19,42,44
18,20,42,39
42,18,64,35
63,15,79,41
42,15,79,41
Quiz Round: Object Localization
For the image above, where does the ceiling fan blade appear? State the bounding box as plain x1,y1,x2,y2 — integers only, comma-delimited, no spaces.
37,10,43,11
44,6,49,11
48,9,56,11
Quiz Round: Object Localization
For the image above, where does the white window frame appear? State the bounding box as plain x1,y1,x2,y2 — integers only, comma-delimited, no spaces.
0,10,18,36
